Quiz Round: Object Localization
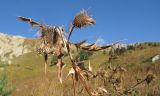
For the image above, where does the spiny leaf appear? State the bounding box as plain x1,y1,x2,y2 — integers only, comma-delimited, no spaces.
17,16,41,27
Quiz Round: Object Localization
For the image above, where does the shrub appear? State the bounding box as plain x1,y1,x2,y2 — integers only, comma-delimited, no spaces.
115,47,126,55
127,45,136,50
50,55,58,66
0,72,16,96
78,50,93,61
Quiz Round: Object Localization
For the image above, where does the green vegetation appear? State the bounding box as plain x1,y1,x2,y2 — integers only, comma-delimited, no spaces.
78,50,93,61
0,71,16,96
51,55,58,66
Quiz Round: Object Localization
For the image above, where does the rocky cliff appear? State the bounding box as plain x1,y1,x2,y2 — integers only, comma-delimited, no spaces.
0,33,32,64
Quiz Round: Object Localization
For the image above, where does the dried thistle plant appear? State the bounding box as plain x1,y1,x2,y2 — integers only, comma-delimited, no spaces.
17,10,154,96
17,13,118,96
123,73,155,95
18,16,67,83
145,73,155,85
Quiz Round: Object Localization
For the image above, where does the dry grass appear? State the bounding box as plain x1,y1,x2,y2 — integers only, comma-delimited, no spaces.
1,45,157,96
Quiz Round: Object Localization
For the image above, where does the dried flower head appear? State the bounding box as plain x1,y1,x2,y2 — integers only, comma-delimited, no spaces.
68,10,96,40
37,26,66,54
145,73,155,84
73,10,96,28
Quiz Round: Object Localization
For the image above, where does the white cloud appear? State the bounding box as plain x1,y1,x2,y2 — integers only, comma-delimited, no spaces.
96,36,106,46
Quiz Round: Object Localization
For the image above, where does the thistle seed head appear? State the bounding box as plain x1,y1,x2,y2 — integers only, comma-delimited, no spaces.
73,10,96,28
145,73,155,84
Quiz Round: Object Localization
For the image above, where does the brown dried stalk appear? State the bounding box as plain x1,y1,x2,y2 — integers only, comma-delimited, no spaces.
66,44,93,96
123,73,155,95
67,10,116,96
66,10,96,96
71,74,76,96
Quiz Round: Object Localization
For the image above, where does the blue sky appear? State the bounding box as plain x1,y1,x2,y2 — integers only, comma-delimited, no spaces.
0,0,160,44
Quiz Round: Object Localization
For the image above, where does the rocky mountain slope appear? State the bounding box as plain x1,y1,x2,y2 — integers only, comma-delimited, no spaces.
0,33,32,64
0,32,159,65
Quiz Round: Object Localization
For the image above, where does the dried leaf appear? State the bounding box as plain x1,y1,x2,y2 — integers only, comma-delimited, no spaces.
74,42,117,51
73,39,87,47
17,16,40,27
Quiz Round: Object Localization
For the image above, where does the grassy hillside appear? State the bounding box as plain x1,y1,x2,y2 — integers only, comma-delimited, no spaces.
0,43,160,96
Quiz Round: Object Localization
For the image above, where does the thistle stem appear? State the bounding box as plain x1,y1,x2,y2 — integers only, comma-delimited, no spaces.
66,25,93,96
72,74,76,96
